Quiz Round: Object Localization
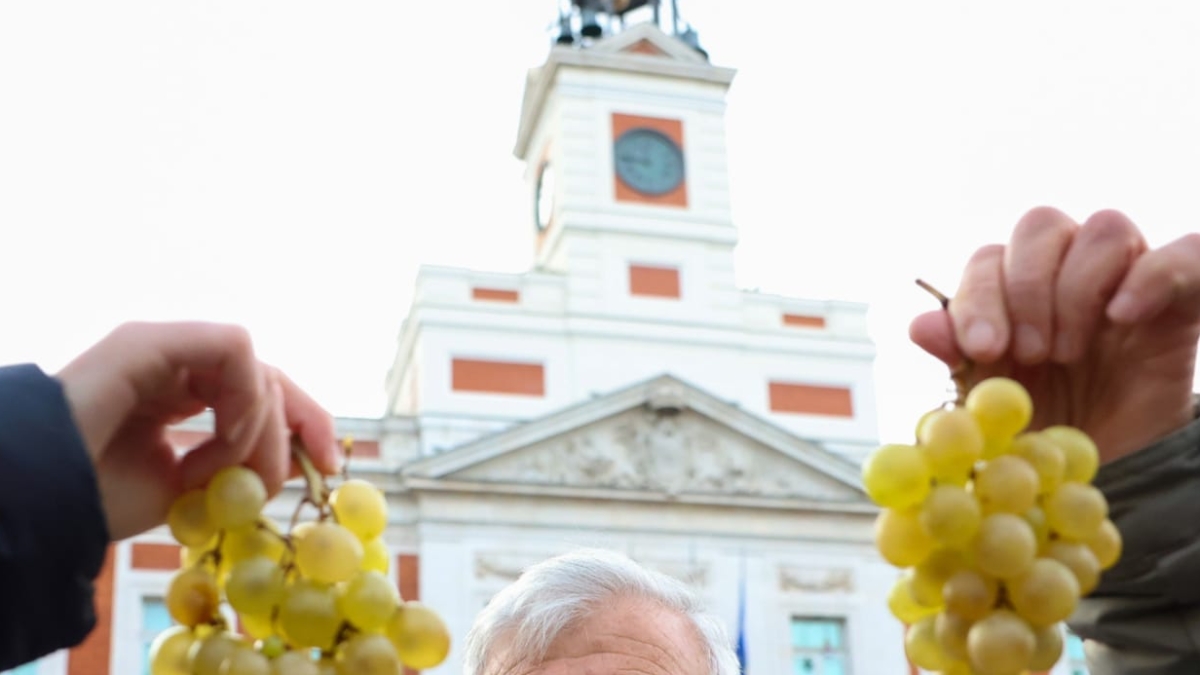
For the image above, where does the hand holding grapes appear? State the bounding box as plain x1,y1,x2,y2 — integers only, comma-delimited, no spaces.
56,321,341,541
909,207,1200,464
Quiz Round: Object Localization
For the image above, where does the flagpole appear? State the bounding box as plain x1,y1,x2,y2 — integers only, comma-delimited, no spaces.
736,550,747,675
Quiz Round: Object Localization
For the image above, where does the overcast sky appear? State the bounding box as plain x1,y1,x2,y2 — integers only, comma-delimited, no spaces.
2,1,1198,447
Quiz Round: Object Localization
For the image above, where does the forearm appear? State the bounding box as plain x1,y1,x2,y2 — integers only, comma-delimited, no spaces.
1069,406,1200,674
0,365,110,670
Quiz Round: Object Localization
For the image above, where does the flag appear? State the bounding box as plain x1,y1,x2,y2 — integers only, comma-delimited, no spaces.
735,555,747,674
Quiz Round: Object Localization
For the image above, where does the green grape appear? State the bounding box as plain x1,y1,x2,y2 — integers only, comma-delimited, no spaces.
908,549,966,607
295,521,364,584
919,484,981,548
934,611,972,662
1086,519,1123,571
942,569,998,622
1012,431,1066,495
259,636,285,660
331,479,389,542
220,646,270,675
148,625,196,675
917,408,983,484
168,489,216,548
972,513,1036,580
223,519,286,565
190,632,244,675
270,651,320,675
238,612,275,641
278,580,343,651
1021,506,1051,551
861,443,931,509
965,377,1033,442
904,616,950,671
887,576,938,624
1044,482,1108,540
386,602,452,670
336,634,403,675
1043,425,1100,483
206,466,268,530
1044,540,1101,595
966,609,1035,675
337,570,401,632
166,565,220,627
1029,624,1065,671
225,556,286,617
973,455,1039,514
361,537,391,575
180,537,217,569
1007,558,1080,627
875,508,935,568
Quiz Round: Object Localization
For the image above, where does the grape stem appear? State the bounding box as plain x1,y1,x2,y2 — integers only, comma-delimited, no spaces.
915,278,976,407
291,435,329,507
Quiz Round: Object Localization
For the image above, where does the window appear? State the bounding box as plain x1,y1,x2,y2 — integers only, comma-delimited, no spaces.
791,617,849,675
1065,630,1089,674
141,597,173,675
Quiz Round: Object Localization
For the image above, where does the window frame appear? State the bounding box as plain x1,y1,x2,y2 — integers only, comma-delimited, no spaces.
788,614,853,675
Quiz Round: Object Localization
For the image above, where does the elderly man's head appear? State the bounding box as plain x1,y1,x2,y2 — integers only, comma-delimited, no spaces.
463,548,740,675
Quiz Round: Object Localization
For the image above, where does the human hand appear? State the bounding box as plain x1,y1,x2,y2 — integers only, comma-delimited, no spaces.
56,321,340,541
909,207,1200,464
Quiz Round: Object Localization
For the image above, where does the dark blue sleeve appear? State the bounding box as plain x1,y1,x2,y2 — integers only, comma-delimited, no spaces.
0,364,110,671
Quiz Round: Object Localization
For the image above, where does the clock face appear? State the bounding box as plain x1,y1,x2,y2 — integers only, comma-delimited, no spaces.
534,160,555,232
613,128,685,196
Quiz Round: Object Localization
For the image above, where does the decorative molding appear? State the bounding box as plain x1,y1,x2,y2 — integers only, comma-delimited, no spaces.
778,565,855,594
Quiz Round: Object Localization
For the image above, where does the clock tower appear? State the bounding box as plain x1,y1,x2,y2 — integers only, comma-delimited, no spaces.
384,1,878,465
514,4,738,295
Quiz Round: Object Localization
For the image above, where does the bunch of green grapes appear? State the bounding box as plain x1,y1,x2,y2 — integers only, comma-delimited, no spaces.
863,377,1123,675
148,441,451,675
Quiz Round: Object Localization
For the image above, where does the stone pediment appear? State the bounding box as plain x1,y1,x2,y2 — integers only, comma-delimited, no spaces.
404,375,869,507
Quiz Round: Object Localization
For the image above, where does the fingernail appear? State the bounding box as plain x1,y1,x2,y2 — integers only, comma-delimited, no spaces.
964,320,997,355
225,416,249,445
1015,323,1045,361
1108,291,1139,322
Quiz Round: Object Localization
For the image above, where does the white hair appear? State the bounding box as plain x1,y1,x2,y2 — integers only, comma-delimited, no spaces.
462,547,740,675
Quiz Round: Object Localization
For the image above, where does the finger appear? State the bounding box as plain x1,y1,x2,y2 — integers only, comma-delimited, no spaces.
1002,207,1079,364
909,309,964,368
950,244,1010,364
1108,231,1200,325
178,364,273,489
1052,210,1148,362
275,369,340,475
151,322,265,449
243,376,290,496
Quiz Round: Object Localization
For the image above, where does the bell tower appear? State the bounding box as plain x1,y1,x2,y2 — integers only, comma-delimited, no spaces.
515,1,736,280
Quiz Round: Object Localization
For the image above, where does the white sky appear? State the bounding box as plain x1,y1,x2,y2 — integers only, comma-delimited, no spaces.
2,1,1198,448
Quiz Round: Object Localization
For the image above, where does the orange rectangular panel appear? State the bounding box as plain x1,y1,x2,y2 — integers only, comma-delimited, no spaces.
451,358,545,396
472,287,520,303
629,264,681,298
782,313,826,328
342,439,380,459
611,112,688,208
132,542,182,570
768,382,854,417
398,554,420,602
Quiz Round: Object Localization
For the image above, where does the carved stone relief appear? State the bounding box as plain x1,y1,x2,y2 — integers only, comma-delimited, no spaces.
451,408,859,501
778,565,855,594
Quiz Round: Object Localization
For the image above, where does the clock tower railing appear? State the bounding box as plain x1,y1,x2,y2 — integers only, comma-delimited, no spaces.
548,0,708,58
